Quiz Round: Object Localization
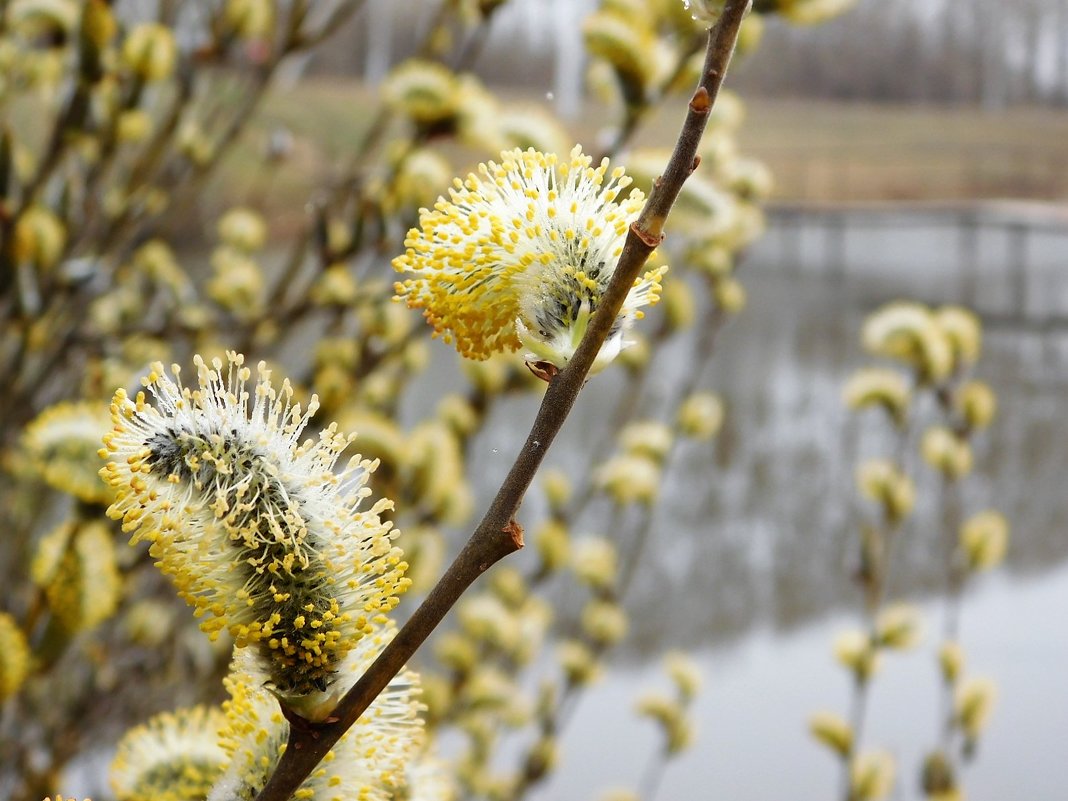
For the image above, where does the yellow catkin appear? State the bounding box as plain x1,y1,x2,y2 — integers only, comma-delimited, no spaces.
22,401,113,505
110,706,229,801
215,629,424,799
393,146,664,372
100,353,409,709
0,612,31,700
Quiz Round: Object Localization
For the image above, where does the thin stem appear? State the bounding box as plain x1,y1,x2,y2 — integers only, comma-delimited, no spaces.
598,101,649,164
840,676,867,801
616,304,726,592
837,404,915,798
939,476,966,645
512,135,744,801
565,314,672,519
595,31,705,164
534,307,726,780
926,377,973,766
638,747,670,801
251,5,751,800
452,6,501,72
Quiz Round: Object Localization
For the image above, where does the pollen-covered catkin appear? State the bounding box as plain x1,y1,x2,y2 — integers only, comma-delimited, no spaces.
100,352,409,714
393,146,665,373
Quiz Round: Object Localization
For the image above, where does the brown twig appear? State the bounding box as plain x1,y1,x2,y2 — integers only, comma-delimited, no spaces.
251,5,750,800
838,398,915,801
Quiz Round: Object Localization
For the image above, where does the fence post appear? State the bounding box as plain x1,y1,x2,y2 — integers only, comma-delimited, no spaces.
1007,221,1030,320
959,210,980,308
826,211,847,284
779,208,803,274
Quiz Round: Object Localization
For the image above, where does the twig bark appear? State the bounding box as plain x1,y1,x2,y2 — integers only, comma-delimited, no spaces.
839,412,914,801
251,5,750,800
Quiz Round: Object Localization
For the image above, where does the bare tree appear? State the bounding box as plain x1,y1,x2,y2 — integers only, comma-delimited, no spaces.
304,0,1067,106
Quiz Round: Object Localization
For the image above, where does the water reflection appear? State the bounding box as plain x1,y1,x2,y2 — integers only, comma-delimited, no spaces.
519,212,1068,801
545,565,1068,801
465,213,1068,654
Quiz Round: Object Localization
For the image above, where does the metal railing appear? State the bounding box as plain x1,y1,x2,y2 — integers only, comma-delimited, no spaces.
759,200,1068,327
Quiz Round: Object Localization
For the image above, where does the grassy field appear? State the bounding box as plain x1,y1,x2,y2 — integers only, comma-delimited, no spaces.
738,99,1068,203
215,81,1068,229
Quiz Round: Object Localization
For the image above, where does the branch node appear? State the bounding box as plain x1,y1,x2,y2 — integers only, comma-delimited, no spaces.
690,86,711,113
279,704,330,745
525,360,558,383
691,154,702,173
279,702,308,728
630,221,663,248
504,518,525,549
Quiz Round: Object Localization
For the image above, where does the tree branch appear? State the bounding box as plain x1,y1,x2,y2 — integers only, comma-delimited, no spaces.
251,4,750,800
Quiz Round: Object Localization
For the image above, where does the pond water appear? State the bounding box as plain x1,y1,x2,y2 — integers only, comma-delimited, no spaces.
549,564,1068,801
452,211,1068,801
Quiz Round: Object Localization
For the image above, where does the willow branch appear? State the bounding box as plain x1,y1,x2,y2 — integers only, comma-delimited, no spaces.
252,5,749,800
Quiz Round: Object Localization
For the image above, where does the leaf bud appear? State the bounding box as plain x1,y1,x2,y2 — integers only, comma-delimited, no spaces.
535,519,571,572
581,599,628,647
13,205,65,268
571,537,619,593
875,603,923,651
862,302,953,384
938,641,965,684
0,612,30,700
809,710,853,758
712,275,747,314
856,460,915,523
959,510,1009,572
664,651,703,701
849,751,895,800
594,453,662,506
922,751,961,800
662,277,696,331
558,639,601,686
619,420,674,463
935,305,982,370
541,469,573,514
921,426,973,480
833,629,880,681
842,368,910,427
676,391,725,439
218,207,267,252
955,380,996,432
955,676,997,740
121,23,177,81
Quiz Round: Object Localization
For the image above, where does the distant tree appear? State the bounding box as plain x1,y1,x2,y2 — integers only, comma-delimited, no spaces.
306,0,1066,106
